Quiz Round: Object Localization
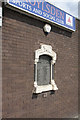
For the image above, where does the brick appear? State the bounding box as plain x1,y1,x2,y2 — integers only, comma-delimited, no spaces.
2,7,78,118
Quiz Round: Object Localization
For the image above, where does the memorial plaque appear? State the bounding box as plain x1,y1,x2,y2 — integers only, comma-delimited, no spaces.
37,55,52,86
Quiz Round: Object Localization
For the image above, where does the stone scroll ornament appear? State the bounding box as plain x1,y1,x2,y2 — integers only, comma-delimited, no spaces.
33,44,58,94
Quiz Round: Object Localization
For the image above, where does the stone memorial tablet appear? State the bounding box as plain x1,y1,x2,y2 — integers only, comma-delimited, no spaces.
37,55,52,86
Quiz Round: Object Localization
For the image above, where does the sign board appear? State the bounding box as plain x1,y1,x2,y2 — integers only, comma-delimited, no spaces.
0,7,2,27
7,0,76,31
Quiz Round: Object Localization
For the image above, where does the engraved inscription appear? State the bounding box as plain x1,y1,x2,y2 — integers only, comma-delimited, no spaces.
37,55,52,86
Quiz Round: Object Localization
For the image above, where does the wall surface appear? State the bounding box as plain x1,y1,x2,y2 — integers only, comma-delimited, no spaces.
2,6,78,118
78,18,80,117
0,2,2,119
0,27,2,119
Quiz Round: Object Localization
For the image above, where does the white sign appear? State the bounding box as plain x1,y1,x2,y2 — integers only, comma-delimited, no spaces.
66,14,73,27
0,7,2,27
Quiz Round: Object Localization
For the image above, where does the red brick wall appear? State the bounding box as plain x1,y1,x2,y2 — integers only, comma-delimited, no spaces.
2,6,78,118
78,18,80,117
0,2,2,119
0,28,2,119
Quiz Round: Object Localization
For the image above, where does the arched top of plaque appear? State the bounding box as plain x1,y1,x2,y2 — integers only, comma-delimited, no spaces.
35,44,56,64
